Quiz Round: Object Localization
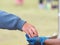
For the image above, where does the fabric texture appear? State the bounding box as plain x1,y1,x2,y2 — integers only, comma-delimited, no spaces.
26,34,49,45
0,10,26,31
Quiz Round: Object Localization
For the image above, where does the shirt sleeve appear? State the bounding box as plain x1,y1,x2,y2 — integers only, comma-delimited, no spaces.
0,10,26,31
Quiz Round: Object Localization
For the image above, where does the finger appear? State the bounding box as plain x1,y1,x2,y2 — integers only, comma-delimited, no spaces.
23,30,31,38
31,26,38,36
28,29,34,38
32,26,38,35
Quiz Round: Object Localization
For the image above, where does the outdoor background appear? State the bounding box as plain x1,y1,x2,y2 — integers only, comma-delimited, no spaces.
0,0,58,45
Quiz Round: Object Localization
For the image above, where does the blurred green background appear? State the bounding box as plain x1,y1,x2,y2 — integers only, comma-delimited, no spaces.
0,0,58,45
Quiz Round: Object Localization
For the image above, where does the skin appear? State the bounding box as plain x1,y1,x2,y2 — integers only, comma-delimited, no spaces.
28,39,60,45
45,39,60,45
22,22,38,38
28,35,60,45
22,23,60,45
45,35,60,45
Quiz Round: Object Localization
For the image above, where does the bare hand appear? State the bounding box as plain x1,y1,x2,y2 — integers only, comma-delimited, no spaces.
22,22,38,38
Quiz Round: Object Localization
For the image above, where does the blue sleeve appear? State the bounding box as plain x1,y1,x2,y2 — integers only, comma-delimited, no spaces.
0,10,26,31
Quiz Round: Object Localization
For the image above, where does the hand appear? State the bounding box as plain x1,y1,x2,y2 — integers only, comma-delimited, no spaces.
45,39,60,45
22,22,38,38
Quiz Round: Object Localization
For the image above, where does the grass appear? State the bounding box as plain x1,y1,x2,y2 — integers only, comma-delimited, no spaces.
0,0,58,45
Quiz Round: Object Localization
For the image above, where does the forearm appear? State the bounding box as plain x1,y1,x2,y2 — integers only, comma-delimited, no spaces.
45,39,60,45
0,10,26,31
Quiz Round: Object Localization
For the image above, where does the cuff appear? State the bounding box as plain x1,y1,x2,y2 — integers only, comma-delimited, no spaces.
17,19,26,31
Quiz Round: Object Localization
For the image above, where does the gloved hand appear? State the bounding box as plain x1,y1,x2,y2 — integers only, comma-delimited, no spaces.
25,34,49,45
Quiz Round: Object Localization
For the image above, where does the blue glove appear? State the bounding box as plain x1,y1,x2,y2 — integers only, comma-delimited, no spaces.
25,34,49,45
